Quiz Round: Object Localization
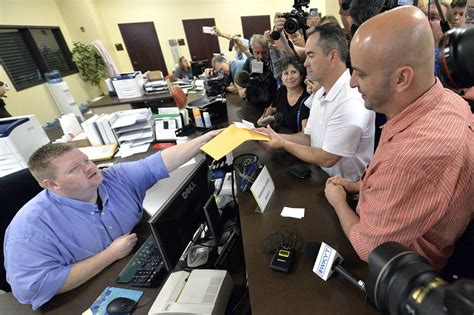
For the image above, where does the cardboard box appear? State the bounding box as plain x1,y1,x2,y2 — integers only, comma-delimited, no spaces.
147,70,164,81
68,133,92,148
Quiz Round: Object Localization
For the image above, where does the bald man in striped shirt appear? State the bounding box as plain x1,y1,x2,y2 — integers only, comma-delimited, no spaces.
324,6,473,270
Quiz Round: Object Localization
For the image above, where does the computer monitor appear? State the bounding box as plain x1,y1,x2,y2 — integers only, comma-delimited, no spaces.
148,155,213,272
190,59,209,77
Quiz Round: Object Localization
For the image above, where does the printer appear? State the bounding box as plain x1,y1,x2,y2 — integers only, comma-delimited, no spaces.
0,115,50,177
148,269,233,315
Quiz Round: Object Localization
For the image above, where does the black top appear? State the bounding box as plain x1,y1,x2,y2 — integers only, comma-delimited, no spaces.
0,99,11,118
273,86,310,133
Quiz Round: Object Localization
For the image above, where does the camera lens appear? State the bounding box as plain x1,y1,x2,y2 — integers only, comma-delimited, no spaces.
366,242,439,314
284,17,300,34
439,27,474,89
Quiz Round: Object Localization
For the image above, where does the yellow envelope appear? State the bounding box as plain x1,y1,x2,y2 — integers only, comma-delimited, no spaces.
201,124,270,160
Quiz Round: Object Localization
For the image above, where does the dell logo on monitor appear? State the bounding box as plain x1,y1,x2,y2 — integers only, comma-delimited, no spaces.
181,182,197,200
317,245,332,276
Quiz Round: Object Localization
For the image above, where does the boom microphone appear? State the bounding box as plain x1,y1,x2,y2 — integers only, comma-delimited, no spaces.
257,112,284,127
349,0,386,26
304,241,366,292
235,70,251,88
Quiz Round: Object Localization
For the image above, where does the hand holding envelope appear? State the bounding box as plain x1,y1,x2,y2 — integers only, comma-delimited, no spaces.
200,121,270,160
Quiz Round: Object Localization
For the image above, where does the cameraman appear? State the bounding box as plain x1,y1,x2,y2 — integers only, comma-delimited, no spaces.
235,34,277,103
273,12,307,60
204,55,243,94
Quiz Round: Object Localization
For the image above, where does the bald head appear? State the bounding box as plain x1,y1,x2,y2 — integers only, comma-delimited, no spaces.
353,6,434,75
349,6,437,117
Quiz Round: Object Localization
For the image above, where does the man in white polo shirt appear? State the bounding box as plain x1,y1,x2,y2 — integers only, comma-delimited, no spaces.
260,24,374,181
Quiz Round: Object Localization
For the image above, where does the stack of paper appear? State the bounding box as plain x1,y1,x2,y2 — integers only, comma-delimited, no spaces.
95,114,118,144
280,207,305,219
110,108,154,157
80,114,119,146
81,115,103,146
144,79,171,95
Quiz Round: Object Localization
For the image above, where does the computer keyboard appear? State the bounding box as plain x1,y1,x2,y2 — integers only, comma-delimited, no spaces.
117,234,165,287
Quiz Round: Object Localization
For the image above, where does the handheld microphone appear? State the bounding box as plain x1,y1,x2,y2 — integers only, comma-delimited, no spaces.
228,39,235,51
235,70,251,88
257,112,284,127
304,241,366,292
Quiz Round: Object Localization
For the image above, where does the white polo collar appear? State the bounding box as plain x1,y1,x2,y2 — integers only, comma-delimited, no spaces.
315,69,350,102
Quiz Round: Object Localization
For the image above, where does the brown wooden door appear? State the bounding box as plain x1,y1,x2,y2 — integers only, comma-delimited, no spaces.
118,22,168,75
241,15,271,40
182,18,220,63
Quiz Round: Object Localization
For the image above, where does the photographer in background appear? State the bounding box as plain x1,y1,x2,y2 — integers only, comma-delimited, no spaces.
273,12,307,60
204,55,243,94
286,29,305,47
258,56,310,133
235,34,277,105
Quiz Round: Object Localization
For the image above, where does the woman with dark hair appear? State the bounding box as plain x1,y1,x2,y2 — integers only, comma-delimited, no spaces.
258,56,310,132
173,56,193,81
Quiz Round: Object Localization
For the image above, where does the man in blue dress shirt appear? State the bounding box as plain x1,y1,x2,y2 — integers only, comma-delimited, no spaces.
3,131,219,310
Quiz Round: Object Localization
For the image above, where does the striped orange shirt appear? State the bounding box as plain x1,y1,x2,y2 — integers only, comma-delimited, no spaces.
350,80,474,270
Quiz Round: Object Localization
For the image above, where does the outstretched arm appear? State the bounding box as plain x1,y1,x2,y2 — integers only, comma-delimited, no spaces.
161,129,221,173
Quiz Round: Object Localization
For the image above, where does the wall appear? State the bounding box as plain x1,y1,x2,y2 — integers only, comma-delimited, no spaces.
1,0,337,125
0,0,93,124
94,0,329,74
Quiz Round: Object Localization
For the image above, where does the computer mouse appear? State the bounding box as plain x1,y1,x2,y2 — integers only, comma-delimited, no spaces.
106,297,137,314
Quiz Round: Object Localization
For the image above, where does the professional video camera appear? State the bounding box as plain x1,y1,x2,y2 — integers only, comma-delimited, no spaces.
438,27,474,90
235,60,277,108
366,242,474,315
281,0,310,35
204,72,227,97
245,71,276,108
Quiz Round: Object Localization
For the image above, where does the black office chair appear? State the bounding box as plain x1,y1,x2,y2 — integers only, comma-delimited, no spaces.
442,220,474,281
0,168,43,292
